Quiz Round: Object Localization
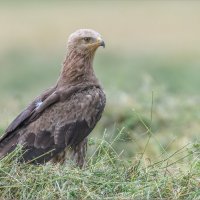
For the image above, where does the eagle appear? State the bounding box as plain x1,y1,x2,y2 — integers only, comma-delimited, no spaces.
0,29,106,167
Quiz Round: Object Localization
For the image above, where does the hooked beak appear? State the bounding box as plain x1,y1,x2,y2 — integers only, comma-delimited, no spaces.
97,37,105,48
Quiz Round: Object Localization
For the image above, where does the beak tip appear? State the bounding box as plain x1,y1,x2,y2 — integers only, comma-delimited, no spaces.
100,41,105,48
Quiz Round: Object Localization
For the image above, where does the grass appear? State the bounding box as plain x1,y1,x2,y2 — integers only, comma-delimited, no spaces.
0,132,199,199
1,50,200,199
1,1,200,199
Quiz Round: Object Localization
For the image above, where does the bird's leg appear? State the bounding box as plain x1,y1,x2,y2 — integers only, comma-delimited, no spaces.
61,138,87,168
51,138,88,168
70,137,88,168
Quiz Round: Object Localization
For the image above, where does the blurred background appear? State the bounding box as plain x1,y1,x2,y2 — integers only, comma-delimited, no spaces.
0,1,200,161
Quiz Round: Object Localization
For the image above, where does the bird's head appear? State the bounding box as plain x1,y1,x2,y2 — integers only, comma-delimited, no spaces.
67,29,105,56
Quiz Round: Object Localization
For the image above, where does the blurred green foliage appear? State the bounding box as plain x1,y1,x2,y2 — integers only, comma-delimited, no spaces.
0,0,200,163
0,2,200,198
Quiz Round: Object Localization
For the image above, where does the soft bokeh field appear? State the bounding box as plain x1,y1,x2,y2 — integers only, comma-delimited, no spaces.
0,0,200,169
1,1,200,199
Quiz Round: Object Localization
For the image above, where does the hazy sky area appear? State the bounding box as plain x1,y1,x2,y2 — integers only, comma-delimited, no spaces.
0,1,200,56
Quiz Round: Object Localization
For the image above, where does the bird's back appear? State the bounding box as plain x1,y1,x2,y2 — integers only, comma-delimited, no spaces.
0,86,106,164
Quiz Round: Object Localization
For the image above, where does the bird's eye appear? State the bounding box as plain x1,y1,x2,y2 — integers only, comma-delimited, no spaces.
83,37,91,42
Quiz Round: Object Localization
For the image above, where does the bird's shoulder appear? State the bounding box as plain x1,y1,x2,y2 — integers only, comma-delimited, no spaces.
41,84,106,126
0,86,56,142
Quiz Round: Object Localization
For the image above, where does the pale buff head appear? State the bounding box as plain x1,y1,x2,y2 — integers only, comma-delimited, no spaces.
67,29,105,56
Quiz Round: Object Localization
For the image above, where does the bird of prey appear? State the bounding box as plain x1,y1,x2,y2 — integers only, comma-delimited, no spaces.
0,29,106,167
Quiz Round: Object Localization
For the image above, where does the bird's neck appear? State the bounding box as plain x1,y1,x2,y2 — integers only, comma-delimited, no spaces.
57,50,99,88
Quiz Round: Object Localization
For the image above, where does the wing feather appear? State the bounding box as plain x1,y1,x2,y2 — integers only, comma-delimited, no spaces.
0,87,57,145
20,120,91,164
4,86,57,134
0,85,106,164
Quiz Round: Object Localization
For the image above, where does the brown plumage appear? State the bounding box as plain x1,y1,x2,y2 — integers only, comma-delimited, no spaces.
0,29,106,167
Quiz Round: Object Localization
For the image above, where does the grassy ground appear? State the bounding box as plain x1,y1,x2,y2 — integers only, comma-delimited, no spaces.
0,1,200,199
1,51,200,199
0,135,200,200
